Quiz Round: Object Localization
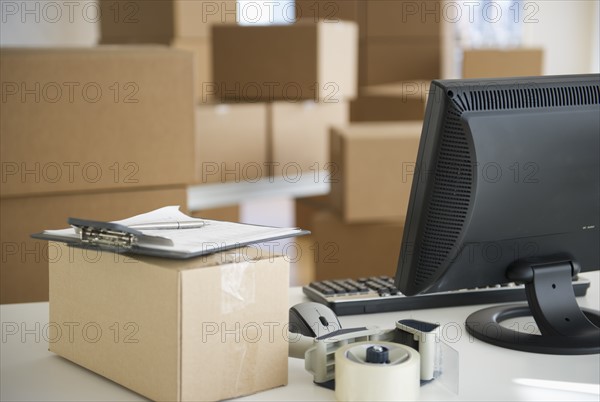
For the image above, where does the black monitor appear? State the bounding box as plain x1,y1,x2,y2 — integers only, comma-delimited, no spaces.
395,74,600,355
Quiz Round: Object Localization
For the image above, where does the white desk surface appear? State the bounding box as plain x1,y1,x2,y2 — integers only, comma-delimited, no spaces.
2,272,599,401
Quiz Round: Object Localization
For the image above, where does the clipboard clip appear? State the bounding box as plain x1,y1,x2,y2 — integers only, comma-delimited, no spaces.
69,218,144,250
79,226,137,249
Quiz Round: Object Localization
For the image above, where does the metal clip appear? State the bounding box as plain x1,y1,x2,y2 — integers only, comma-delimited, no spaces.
80,227,136,249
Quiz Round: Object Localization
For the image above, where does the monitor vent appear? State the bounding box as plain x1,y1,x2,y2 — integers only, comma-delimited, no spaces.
453,84,600,112
415,105,473,286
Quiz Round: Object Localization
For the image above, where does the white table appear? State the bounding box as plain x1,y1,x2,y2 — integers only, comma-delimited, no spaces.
2,272,599,401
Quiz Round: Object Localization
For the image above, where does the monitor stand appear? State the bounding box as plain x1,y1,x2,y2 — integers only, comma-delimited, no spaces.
465,259,600,354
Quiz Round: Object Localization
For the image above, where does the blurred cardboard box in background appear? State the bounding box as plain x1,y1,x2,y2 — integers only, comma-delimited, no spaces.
0,47,195,197
364,39,441,85
191,205,240,222
1,187,187,304
49,242,289,401
351,80,429,122
195,103,268,185
295,195,331,232
171,38,212,103
330,122,422,223
462,48,544,78
212,21,358,102
365,0,441,39
295,0,366,36
99,0,237,44
311,210,403,280
271,101,349,178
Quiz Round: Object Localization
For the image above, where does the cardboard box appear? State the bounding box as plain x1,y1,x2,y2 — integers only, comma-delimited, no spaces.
172,38,212,104
366,0,441,38
100,0,237,43
191,205,240,222
351,81,430,122
295,195,331,231
365,39,441,85
295,0,366,34
49,242,289,401
271,101,349,178
0,187,187,304
0,47,195,197
330,122,421,222
212,21,358,102
196,103,267,184
311,210,403,280
462,48,544,78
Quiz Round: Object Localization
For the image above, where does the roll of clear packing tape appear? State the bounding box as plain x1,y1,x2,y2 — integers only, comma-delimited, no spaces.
335,341,420,401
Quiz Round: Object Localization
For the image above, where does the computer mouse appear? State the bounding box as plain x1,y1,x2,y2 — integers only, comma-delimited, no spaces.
289,302,342,338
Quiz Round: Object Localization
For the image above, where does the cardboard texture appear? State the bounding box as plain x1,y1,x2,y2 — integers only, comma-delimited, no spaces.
365,39,441,85
49,243,289,401
271,101,349,178
366,0,441,38
0,47,195,197
100,0,237,43
172,38,212,104
212,21,358,102
0,187,187,304
350,81,430,122
191,205,240,222
462,48,544,78
311,210,403,280
295,0,366,35
330,122,422,223
195,103,268,185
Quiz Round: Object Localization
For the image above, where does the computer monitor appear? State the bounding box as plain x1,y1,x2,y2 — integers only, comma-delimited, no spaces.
395,74,600,355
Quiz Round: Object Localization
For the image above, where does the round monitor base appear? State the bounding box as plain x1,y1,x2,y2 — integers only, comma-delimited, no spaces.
466,304,600,355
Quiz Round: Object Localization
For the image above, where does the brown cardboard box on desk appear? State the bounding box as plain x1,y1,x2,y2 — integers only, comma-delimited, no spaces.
330,122,422,223
49,242,289,401
0,187,188,304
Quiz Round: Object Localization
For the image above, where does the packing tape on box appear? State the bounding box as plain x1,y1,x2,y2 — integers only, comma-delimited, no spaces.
334,341,420,402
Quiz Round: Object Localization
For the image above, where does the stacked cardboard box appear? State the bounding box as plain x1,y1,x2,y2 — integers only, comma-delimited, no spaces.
270,101,349,178
99,0,237,102
191,205,240,222
308,122,423,280
210,22,358,183
295,0,366,32
99,0,237,41
313,0,441,122
350,80,430,122
0,47,195,303
363,0,441,85
212,21,358,102
462,48,544,78
195,103,268,185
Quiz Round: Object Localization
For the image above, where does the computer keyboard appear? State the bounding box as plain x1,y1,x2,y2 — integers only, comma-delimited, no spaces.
303,276,592,316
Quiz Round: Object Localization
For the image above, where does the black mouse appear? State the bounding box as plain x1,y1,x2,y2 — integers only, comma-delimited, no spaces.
289,302,342,338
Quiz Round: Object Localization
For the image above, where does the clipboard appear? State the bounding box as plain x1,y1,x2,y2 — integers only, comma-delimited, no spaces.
32,206,310,259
